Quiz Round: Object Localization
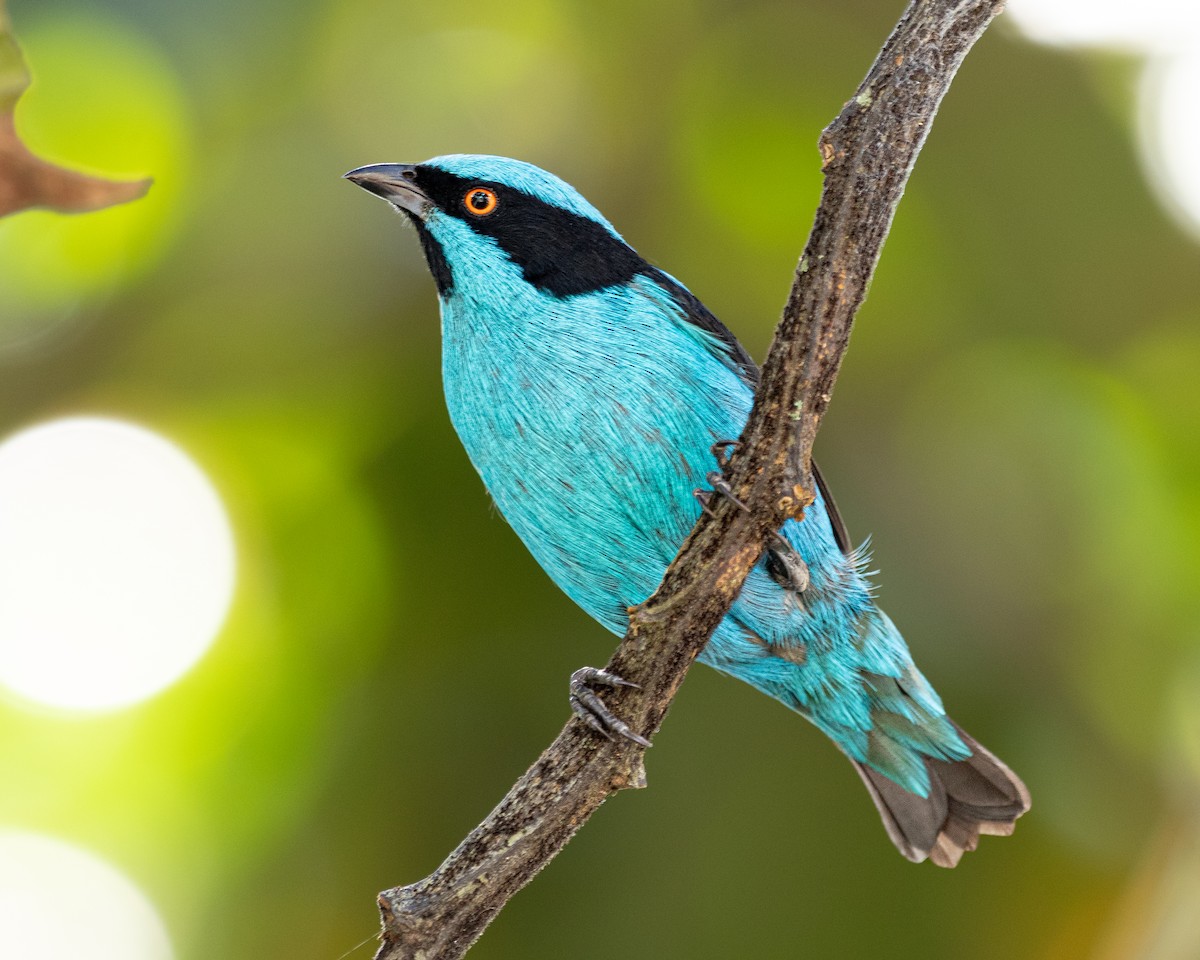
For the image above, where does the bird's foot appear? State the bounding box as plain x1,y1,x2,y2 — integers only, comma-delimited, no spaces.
706,470,749,511
710,439,742,471
569,667,651,747
766,532,811,594
695,439,749,517
693,475,749,517
693,487,717,517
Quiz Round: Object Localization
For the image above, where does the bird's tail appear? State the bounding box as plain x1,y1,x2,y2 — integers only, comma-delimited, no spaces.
852,723,1030,867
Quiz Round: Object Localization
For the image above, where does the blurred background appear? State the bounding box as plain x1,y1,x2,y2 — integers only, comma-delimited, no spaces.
1,0,1199,957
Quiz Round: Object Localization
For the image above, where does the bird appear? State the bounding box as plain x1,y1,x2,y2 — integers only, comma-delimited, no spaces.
345,154,1030,867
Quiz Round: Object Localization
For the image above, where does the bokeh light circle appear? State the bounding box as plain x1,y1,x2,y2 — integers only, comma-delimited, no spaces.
1139,53,1200,240
0,831,173,960
0,417,235,711
1004,2,1200,245
1005,0,1200,53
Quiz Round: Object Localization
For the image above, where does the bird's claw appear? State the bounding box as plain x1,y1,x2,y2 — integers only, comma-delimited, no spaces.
695,439,749,516
710,439,742,471
569,667,651,748
693,471,749,518
705,470,749,512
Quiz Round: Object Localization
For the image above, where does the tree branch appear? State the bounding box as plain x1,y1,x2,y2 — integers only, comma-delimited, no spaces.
374,2,1004,957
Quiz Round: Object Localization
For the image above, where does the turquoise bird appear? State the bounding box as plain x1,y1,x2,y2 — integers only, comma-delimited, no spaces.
346,155,1029,866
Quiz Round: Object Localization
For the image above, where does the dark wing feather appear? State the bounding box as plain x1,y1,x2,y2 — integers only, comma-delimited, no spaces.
647,268,855,557
646,268,759,387
812,460,853,555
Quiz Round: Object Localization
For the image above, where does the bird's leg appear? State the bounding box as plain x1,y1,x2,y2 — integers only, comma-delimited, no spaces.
704,470,749,512
692,487,718,518
765,531,810,594
569,667,651,748
705,440,807,591
709,437,808,590
695,440,749,517
693,470,749,517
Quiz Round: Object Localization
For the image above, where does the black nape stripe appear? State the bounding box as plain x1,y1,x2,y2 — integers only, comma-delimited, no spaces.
412,165,646,298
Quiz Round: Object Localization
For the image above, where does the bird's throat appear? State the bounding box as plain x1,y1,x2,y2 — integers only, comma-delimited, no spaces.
411,218,454,297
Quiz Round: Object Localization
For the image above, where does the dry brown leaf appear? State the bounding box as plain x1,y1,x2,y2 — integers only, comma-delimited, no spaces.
0,0,151,218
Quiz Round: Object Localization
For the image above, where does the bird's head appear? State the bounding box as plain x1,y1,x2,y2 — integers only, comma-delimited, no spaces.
344,154,645,299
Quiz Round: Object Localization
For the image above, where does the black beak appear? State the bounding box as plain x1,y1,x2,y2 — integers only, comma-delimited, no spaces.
344,163,431,217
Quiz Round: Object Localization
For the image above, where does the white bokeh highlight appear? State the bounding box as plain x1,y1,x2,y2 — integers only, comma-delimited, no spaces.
0,417,235,711
0,831,174,960
1006,0,1200,239
1140,53,1200,239
1006,0,1200,53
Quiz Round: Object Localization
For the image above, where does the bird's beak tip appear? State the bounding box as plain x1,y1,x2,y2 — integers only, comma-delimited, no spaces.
343,165,382,183
343,163,430,216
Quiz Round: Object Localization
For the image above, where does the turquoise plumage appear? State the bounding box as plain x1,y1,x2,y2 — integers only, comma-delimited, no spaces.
346,154,1030,866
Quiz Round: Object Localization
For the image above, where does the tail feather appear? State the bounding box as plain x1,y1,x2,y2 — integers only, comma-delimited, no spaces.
854,722,1030,868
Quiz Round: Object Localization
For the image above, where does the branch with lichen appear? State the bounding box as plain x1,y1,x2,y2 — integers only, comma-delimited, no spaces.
372,2,1006,957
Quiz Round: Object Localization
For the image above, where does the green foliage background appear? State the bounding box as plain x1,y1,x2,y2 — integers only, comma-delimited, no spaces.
2,1,1199,958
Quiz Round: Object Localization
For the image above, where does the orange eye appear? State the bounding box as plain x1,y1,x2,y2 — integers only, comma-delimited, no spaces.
464,187,499,216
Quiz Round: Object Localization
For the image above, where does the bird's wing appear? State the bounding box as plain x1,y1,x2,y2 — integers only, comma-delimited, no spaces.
648,268,854,555
812,459,852,554
646,268,760,388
